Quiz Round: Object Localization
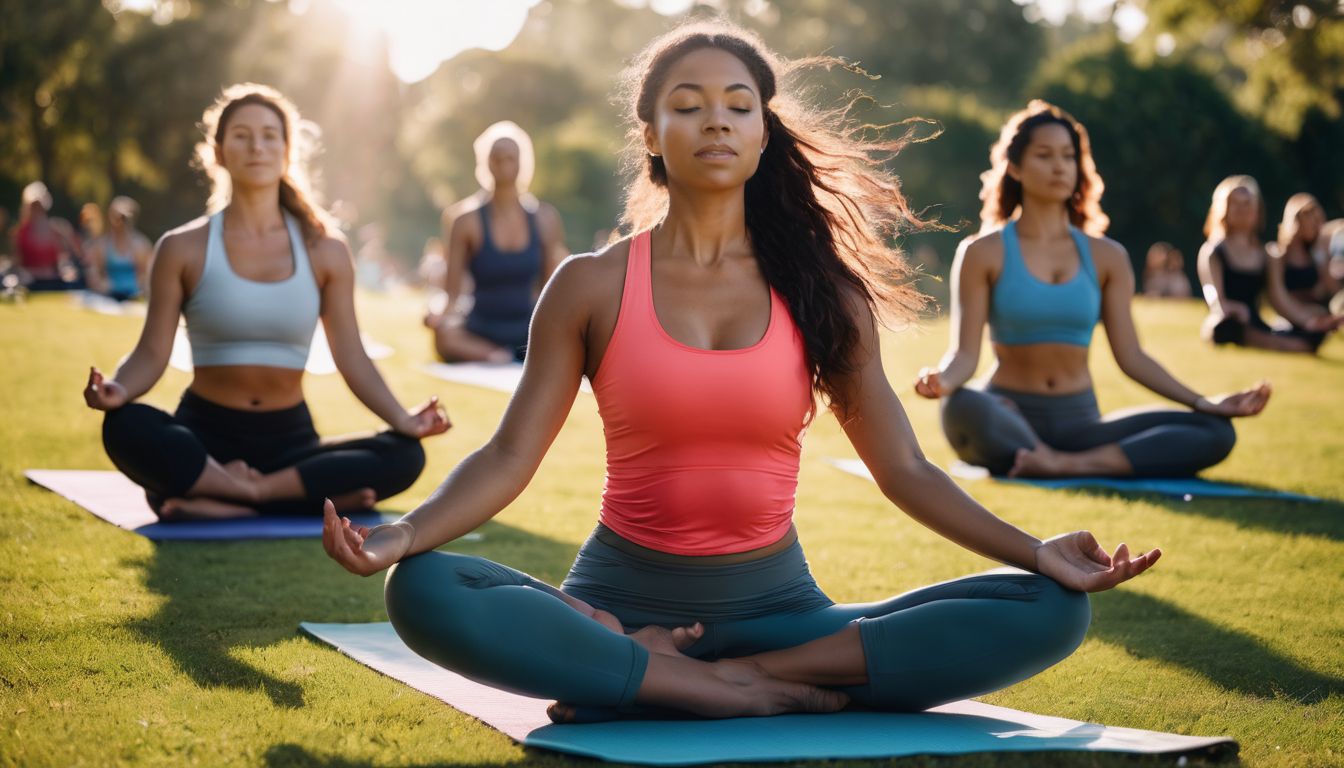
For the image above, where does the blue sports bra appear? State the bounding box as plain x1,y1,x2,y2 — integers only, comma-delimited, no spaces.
182,211,320,369
988,219,1100,347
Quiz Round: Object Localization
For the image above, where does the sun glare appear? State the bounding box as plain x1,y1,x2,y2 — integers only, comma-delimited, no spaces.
331,0,543,83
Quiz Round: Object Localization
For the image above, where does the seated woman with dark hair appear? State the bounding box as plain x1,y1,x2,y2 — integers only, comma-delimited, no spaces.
915,102,1268,478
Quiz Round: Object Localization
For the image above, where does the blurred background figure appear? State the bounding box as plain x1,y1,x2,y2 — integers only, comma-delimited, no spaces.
425,121,567,363
1325,219,1344,316
1273,193,1342,316
14,182,80,291
1198,176,1341,353
86,196,152,301
1141,241,1191,299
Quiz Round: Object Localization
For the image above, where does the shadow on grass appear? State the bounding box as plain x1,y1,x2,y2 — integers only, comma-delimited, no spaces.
123,518,582,709
1092,590,1342,704
262,743,531,768
1030,484,1344,543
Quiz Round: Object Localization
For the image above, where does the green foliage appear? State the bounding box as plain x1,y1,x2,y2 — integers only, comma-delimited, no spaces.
1032,37,1291,274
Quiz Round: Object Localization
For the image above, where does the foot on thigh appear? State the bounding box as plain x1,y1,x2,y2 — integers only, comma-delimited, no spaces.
329,487,376,513
160,496,259,520
629,622,704,658
1008,445,1066,477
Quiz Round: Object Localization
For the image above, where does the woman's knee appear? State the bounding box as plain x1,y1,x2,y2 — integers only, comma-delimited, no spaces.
375,433,426,498
384,552,493,660
941,389,1027,474
1205,416,1237,463
1023,576,1091,662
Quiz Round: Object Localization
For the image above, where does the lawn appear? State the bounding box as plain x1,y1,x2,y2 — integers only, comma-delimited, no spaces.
1,290,1340,767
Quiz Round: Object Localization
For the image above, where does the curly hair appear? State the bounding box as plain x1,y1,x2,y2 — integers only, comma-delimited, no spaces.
615,19,934,416
194,83,331,246
978,100,1108,236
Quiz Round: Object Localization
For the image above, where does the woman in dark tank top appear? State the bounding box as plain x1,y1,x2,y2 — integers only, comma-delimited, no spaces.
1273,193,1344,317
1197,177,1341,352
425,122,569,363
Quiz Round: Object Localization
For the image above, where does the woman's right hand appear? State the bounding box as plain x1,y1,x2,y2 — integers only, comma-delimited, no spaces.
322,500,412,576
1195,381,1272,418
84,366,128,411
913,367,944,399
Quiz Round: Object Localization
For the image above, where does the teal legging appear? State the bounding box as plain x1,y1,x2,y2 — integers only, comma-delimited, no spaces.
384,533,1090,712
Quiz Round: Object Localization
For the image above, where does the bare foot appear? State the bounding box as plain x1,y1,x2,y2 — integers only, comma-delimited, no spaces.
629,622,704,657
484,348,514,365
159,497,259,520
695,658,850,718
1007,445,1068,478
329,487,376,514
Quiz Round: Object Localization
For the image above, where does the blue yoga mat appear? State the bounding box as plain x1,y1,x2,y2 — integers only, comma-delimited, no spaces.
26,469,397,541
827,458,1324,502
300,621,1236,765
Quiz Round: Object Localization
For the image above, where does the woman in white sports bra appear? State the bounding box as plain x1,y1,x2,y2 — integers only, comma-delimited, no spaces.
83,84,449,520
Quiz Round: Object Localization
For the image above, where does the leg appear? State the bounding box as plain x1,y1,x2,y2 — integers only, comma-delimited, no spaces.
251,431,426,516
383,552,846,717
743,570,1091,711
431,321,513,364
102,404,259,515
1051,407,1236,477
940,388,1040,475
1243,325,1317,353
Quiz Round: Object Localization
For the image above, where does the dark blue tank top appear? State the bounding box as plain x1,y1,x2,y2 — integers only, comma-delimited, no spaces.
465,204,543,355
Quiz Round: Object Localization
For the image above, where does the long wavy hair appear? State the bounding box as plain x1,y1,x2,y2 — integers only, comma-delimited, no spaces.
1203,174,1264,244
979,100,1108,236
194,83,330,246
616,20,931,415
1277,192,1322,254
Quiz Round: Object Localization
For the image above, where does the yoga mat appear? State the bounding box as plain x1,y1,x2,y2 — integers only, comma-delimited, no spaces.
423,362,593,395
25,469,396,541
169,325,393,376
70,290,147,317
300,621,1236,765
827,458,1323,503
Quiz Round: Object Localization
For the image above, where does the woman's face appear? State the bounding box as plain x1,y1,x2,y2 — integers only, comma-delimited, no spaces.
1224,187,1258,234
217,103,288,190
488,138,520,187
1011,122,1078,204
644,47,768,192
1295,202,1324,243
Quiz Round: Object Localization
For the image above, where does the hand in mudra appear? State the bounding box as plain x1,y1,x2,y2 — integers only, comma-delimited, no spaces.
1034,531,1160,593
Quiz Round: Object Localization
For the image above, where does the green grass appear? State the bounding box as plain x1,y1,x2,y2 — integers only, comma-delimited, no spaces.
1,291,1341,767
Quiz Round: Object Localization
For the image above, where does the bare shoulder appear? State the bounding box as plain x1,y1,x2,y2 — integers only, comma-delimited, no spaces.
1087,234,1130,270
957,230,1004,270
155,216,211,265
548,238,629,299
443,194,486,229
308,232,355,280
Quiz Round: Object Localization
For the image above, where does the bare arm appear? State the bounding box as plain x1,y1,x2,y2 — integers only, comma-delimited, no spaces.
915,237,993,397
326,256,595,573
537,203,569,283
1265,250,1325,326
315,236,447,437
441,205,477,312
1196,240,1248,320
85,232,189,409
838,293,1157,591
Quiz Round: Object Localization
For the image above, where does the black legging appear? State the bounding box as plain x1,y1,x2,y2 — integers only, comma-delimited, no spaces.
941,385,1236,477
102,390,425,516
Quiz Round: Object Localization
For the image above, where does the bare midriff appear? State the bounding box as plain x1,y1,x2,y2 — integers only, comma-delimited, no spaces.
988,342,1092,395
189,366,305,410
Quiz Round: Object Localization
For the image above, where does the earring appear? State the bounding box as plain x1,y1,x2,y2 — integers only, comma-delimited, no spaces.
649,152,661,158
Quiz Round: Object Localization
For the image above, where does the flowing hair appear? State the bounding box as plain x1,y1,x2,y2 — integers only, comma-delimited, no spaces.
616,20,933,415
194,83,331,246
1204,174,1264,244
978,100,1108,236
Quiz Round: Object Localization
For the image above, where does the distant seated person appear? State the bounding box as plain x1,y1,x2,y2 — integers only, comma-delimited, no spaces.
1141,242,1191,299
1327,219,1344,316
425,122,568,363
86,197,151,301
1275,194,1343,319
1198,177,1342,353
14,181,80,291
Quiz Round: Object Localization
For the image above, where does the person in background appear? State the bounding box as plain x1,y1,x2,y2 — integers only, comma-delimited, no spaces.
1141,242,1191,299
1272,193,1342,318
425,122,568,363
86,196,152,301
1197,176,1340,353
14,182,80,291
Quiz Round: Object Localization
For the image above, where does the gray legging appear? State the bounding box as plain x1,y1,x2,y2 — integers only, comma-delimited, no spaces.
941,385,1236,477
384,526,1090,714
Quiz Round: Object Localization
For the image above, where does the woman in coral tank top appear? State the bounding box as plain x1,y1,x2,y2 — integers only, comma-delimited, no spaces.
324,20,1159,721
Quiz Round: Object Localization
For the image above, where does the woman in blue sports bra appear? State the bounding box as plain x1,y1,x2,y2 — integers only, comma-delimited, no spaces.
87,196,151,301
425,122,569,363
83,84,449,520
915,101,1270,478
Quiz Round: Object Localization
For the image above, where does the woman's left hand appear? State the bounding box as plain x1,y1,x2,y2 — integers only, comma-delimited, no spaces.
397,396,451,438
1034,531,1160,593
